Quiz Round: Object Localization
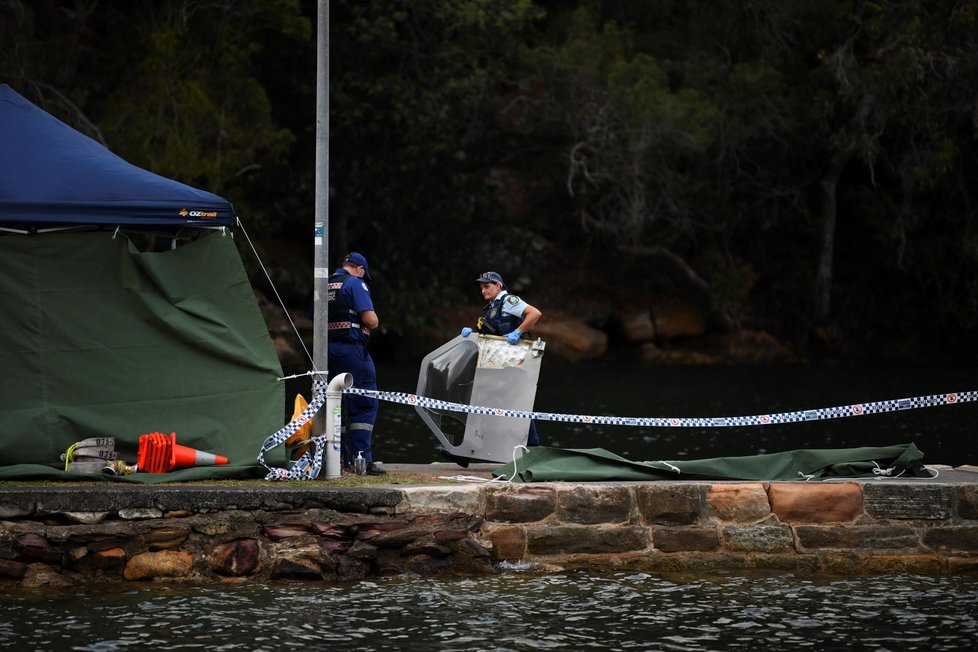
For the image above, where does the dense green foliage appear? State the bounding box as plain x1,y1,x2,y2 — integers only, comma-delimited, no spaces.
3,0,977,359
328,0,544,332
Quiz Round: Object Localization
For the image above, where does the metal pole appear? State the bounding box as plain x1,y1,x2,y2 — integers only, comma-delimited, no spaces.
313,0,336,477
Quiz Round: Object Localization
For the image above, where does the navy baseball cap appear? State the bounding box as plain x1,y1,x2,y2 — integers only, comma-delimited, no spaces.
474,271,504,286
344,252,371,280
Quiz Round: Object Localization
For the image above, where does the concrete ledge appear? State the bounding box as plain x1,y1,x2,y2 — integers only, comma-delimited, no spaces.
0,485,406,514
2,477,977,587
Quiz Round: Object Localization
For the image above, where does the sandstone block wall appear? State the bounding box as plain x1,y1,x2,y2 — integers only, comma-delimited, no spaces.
2,480,977,588
471,481,978,575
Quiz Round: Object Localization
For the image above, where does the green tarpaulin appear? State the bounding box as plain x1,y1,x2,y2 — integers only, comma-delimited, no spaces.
0,231,286,482
493,443,930,482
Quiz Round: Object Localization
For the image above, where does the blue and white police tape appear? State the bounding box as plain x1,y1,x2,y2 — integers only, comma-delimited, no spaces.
259,379,329,480
343,387,978,428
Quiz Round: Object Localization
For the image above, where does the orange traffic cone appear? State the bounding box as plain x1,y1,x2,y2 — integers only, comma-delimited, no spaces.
137,432,170,473
137,432,228,473
171,435,228,468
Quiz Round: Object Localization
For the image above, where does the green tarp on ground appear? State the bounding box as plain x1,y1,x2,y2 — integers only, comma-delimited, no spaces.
0,231,286,482
493,442,930,482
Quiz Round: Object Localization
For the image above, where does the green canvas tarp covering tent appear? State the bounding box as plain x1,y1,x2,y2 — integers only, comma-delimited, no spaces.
493,443,931,482
0,84,285,481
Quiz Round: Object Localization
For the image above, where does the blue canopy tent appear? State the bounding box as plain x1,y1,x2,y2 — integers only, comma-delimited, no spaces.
0,84,233,230
0,84,284,481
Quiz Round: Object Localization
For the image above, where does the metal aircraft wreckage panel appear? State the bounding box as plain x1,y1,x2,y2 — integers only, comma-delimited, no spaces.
415,334,546,465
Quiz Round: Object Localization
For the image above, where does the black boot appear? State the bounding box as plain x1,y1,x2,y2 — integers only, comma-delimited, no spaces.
366,462,387,476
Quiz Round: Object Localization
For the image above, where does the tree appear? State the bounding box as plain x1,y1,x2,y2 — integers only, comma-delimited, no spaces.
0,0,311,230
516,4,782,327
519,0,978,351
328,0,543,335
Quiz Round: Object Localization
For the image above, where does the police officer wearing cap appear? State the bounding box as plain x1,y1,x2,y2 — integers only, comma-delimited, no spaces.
327,252,385,474
460,271,543,446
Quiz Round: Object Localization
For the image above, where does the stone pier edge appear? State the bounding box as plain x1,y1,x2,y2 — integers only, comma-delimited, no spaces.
2,480,977,587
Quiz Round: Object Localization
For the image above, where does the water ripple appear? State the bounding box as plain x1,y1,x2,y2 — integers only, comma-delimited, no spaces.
1,571,977,651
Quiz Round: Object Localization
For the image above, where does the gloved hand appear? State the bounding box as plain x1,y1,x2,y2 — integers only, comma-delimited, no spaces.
460,327,473,337
506,329,522,345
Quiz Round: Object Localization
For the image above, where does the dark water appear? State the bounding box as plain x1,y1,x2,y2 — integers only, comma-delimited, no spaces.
368,355,978,467
2,569,977,650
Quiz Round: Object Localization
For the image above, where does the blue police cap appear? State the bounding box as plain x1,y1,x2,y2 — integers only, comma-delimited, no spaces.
343,252,371,280
474,271,504,286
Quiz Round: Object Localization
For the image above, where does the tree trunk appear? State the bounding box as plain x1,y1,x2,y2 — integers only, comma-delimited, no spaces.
814,165,842,323
814,94,874,324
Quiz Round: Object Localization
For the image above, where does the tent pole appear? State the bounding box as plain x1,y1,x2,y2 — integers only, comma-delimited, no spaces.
313,0,337,478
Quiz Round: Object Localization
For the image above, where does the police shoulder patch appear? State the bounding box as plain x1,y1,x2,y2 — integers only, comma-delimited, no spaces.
506,295,521,305
361,281,369,292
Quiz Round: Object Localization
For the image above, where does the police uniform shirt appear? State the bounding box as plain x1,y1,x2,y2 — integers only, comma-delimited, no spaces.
333,268,375,315
496,290,528,322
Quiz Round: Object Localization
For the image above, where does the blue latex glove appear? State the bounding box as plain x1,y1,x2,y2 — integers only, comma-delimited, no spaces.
506,329,522,345
460,327,473,337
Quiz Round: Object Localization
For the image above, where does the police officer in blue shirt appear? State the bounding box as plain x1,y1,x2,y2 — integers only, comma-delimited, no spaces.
460,271,543,446
327,252,385,474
